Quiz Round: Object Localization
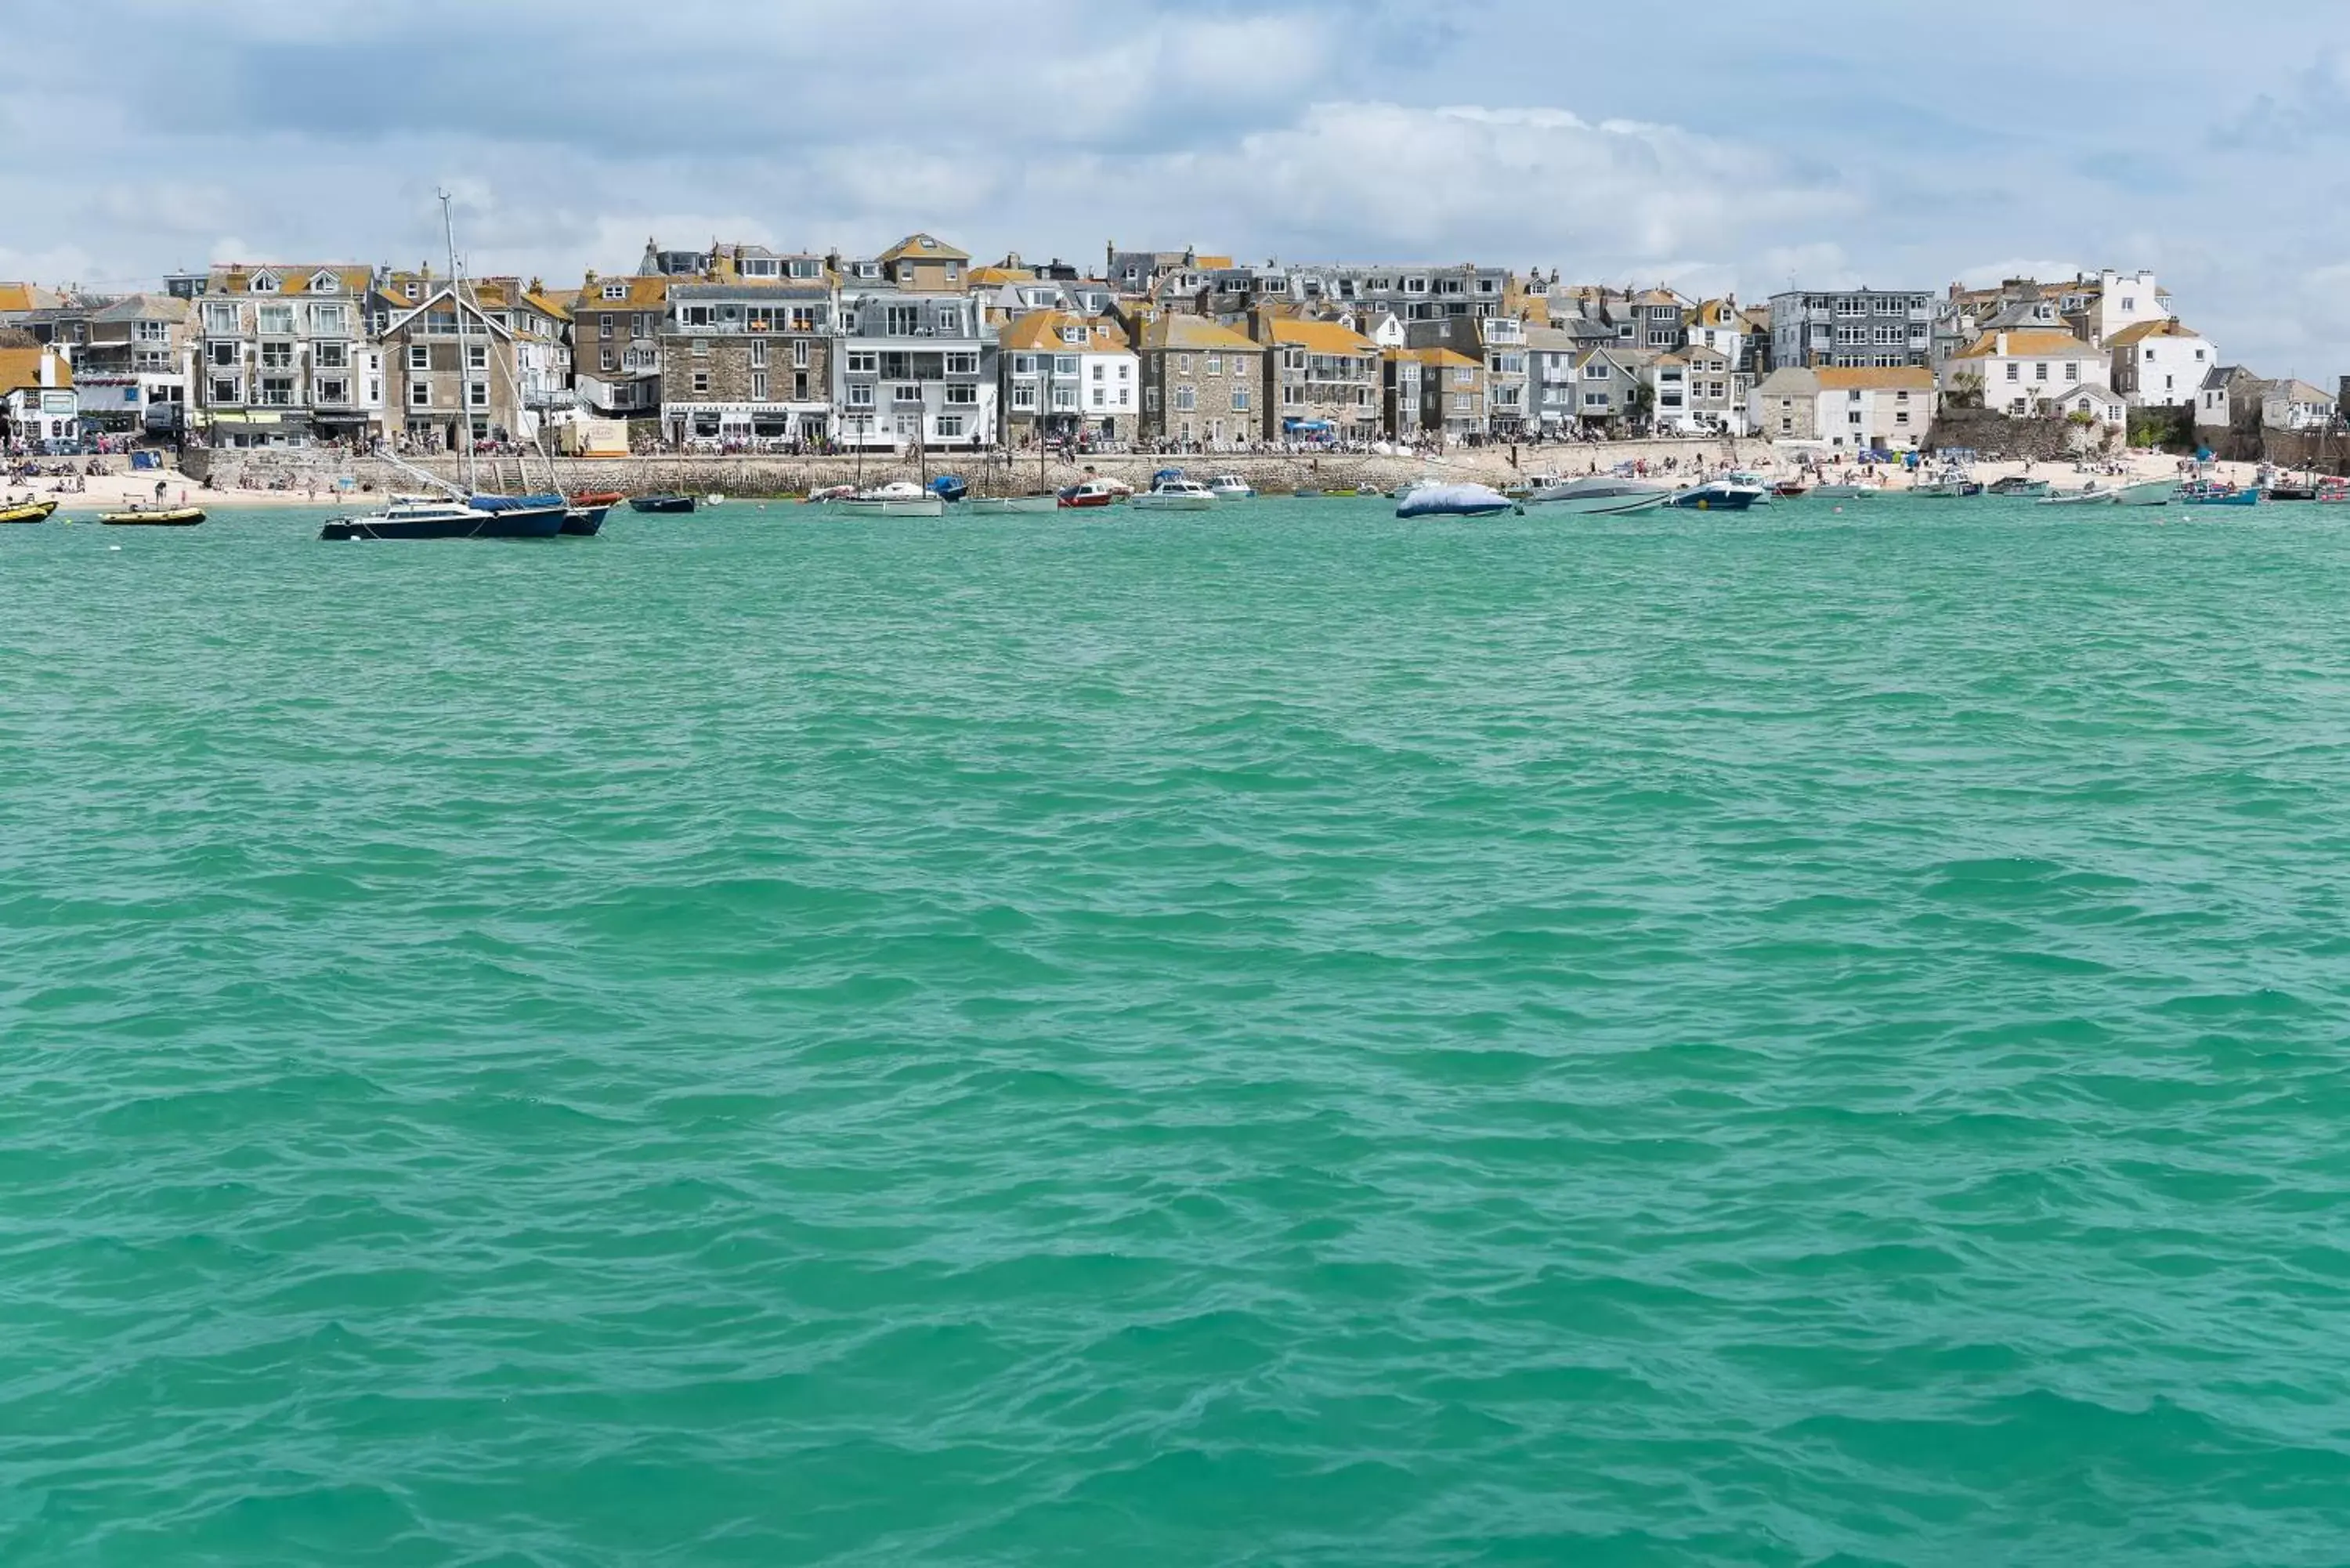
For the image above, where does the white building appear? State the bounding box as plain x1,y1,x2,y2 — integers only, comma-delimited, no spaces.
2261,380,2337,431
0,346,77,447
835,287,997,451
1749,366,1936,450
2078,269,2171,348
998,311,1137,442
2106,318,2212,408
1942,329,2110,416
191,263,383,447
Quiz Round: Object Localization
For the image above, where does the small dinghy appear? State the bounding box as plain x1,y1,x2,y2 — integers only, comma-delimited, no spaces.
1395,481,1517,518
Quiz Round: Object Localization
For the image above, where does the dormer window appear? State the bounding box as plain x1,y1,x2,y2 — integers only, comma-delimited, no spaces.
250,273,279,294
601,283,628,301
309,271,340,293
404,281,423,302
1061,327,1087,346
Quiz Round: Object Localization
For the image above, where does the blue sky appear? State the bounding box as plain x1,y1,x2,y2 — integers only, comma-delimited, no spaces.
6,0,2348,370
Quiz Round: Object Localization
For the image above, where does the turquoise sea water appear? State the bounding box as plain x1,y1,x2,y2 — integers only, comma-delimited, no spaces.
4,497,2350,1566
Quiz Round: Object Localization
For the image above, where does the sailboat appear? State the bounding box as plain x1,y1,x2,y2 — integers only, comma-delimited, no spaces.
321,193,564,541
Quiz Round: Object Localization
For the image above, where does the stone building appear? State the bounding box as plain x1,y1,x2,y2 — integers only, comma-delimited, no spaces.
660,280,834,446
1253,314,1379,442
1130,313,1260,447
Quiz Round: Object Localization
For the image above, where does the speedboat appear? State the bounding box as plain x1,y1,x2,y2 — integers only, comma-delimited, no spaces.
1771,480,1810,499
1521,475,1672,516
1395,481,1516,518
1988,476,2051,497
0,498,58,524
98,506,205,526
1812,482,1883,499
834,479,946,517
630,493,697,514
1132,479,1219,511
1207,475,1254,500
1911,473,1983,498
320,496,566,540
1666,479,1765,511
965,493,1060,514
1058,479,1123,509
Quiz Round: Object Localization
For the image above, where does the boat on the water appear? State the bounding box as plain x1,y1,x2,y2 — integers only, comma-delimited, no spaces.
2036,484,2118,507
2112,479,2179,506
560,503,611,536
929,476,967,504
1395,481,1516,518
1667,479,1766,511
1521,475,1672,516
1988,475,2051,497
1812,482,1884,499
1058,479,1123,509
965,494,1060,514
2318,478,2350,504
98,506,205,526
1772,480,1810,498
631,493,697,514
2182,481,2258,507
320,496,566,540
0,498,59,524
1207,475,1254,500
833,479,946,517
569,490,626,510
1132,479,1219,511
1911,475,1984,498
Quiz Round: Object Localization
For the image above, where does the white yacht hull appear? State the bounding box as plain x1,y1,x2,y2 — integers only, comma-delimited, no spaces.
832,497,946,518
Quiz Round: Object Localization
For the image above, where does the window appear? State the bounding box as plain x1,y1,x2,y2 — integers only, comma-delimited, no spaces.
1177,353,1193,378
847,384,874,409
683,305,712,327
468,344,487,370
794,338,811,369
692,371,710,394
250,273,279,294
1052,387,1078,410
316,341,347,370
1054,355,1078,377
893,384,923,404
468,381,487,408
1231,388,1249,411
601,349,616,371
208,341,237,368
258,341,292,369
1014,385,1039,410
2120,297,2135,312
2006,363,2020,381
692,338,710,359
847,351,877,374
1849,410,1864,425
602,283,629,301
404,282,423,302
599,314,615,339
1206,355,1221,377
210,377,239,403
1896,410,1911,425
407,345,430,370
936,414,964,438
316,378,348,404
945,352,977,375
883,305,920,335
410,380,432,407
794,372,808,401
1175,385,1196,411
258,304,294,335
1011,354,1037,377
943,384,977,406
2064,363,2079,382
1091,362,1104,381
749,339,766,368
313,303,346,334
1585,392,1608,407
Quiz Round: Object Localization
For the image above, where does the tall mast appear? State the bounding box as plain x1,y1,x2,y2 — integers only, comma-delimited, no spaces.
441,190,477,496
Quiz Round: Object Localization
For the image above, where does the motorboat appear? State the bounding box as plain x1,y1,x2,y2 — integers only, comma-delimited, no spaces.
1987,476,2051,497
97,506,205,526
1812,482,1884,499
1771,480,1810,499
1521,475,1672,516
1206,475,1255,500
2036,484,2118,507
2182,480,2258,507
929,476,968,504
630,493,697,514
1910,475,1984,498
833,479,946,517
2112,479,2179,507
0,499,58,524
1058,479,1123,509
965,494,1061,515
1132,479,1219,511
320,496,566,540
1666,479,1766,511
1395,481,1517,518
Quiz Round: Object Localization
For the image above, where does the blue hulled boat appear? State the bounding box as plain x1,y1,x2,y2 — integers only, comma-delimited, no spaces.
1668,479,1766,511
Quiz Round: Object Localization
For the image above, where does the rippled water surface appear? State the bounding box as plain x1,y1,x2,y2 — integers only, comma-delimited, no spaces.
5,498,2350,1566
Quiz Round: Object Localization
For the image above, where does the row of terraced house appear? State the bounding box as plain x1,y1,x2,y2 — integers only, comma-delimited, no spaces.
1,239,2316,455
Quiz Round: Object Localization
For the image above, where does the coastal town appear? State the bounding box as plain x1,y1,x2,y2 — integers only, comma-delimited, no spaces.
0,236,2337,479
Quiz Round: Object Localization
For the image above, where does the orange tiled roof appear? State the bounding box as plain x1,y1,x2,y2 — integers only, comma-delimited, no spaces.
1267,318,1375,356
